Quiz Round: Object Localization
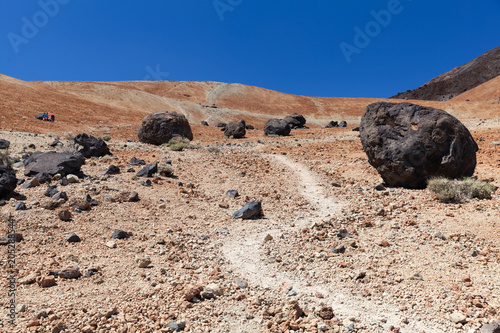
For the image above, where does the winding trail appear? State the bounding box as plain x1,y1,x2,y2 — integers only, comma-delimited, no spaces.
222,154,442,332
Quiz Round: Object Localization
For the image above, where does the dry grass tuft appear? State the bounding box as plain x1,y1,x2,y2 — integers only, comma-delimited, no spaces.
165,138,197,152
428,177,497,203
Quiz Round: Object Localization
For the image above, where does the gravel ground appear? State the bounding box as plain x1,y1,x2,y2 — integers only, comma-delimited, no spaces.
0,126,499,333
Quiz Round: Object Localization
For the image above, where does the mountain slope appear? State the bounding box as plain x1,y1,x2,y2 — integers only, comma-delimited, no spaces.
1,74,498,141
391,45,500,101
450,75,500,102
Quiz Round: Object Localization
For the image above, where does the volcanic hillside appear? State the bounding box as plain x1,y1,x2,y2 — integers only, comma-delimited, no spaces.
0,72,499,333
1,74,499,141
391,45,500,101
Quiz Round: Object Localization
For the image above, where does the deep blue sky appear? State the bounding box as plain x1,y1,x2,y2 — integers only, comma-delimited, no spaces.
1,1,499,98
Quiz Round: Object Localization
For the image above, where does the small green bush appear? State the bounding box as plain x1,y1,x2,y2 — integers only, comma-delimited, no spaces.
428,177,497,203
0,151,13,168
100,134,111,142
165,138,195,151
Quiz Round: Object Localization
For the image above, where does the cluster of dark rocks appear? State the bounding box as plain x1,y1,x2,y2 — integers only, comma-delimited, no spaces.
264,113,307,137
325,120,347,128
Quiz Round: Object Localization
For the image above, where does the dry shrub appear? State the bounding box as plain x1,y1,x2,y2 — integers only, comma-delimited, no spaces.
0,151,12,168
165,138,196,151
100,134,111,141
158,162,174,177
428,177,497,203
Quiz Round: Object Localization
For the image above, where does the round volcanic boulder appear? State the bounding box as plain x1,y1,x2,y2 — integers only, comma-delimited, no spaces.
360,102,478,189
224,120,246,138
138,111,193,145
283,113,306,129
264,119,291,137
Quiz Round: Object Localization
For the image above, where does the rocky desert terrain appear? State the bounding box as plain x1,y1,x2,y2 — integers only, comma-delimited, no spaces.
0,67,499,333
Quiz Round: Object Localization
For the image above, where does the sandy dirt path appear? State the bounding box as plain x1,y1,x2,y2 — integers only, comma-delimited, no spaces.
222,154,444,332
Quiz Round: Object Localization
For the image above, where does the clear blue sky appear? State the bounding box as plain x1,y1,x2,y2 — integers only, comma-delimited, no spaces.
1,1,499,98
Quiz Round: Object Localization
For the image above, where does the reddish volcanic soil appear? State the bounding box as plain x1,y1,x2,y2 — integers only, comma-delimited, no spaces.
0,74,499,332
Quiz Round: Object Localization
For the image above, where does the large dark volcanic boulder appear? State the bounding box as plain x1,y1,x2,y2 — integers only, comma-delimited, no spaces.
224,120,246,138
360,102,478,189
264,119,291,136
283,113,307,129
0,166,17,199
138,111,193,145
24,152,85,177
74,133,110,158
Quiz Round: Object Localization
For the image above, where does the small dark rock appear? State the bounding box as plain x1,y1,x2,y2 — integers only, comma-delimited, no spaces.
338,120,347,127
331,245,346,254
52,191,68,201
245,124,255,130
0,139,10,149
112,229,130,239
216,123,227,128
58,210,72,221
129,157,146,166
84,194,98,206
49,140,61,147
15,202,26,211
352,126,360,132
375,183,386,191
325,121,338,128
139,179,152,187
201,121,209,126
225,190,239,199
232,201,262,219
136,163,158,178
66,233,81,243
337,229,351,239
21,178,40,189
104,165,120,175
